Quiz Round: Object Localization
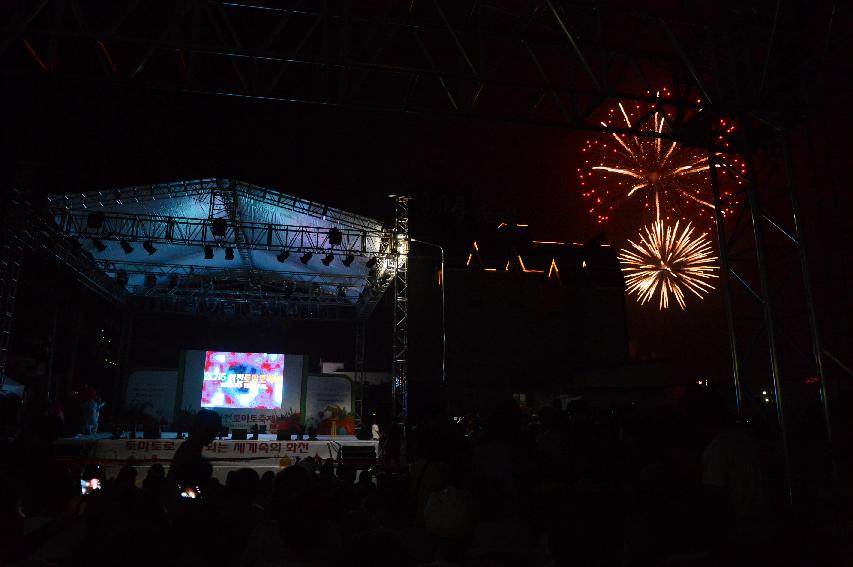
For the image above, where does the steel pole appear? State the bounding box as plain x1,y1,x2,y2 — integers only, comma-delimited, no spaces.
708,150,745,421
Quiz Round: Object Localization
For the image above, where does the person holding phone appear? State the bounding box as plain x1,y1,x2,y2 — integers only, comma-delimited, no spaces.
167,409,222,489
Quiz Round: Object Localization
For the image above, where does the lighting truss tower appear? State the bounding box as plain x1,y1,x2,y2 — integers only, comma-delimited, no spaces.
390,195,410,457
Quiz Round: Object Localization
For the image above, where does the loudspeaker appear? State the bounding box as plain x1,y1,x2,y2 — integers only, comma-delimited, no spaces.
231,429,248,440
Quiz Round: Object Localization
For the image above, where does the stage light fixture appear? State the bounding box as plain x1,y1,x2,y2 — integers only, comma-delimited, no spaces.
225,247,235,260
342,254,355,267
300,252,313,264
204,245,214,260
365,257,377,268
120,240,134,254
276,250,290,263
143,241,157,255
91,238,107,252
87,212,105,229
328,228,343,246
211,218,228,237
321,253,334,266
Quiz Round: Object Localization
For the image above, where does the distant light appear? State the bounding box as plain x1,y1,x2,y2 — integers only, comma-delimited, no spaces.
142,241,157,255
764,397,771,403
224,247,235,260
276,250,290,263
119,240,134,254
321,253,334,266
204,245,214,260
762,390,767,395
92,238,106,252
300,252,313,264
341,254,355,267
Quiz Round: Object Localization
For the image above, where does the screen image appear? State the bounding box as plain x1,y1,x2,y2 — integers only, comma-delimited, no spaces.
201,351,284,409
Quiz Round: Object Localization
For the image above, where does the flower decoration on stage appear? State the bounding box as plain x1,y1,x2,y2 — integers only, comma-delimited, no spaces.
578,90,744,230
618,218,718,310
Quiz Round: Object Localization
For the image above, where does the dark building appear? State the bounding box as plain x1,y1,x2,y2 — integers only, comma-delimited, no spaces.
407,223,628,415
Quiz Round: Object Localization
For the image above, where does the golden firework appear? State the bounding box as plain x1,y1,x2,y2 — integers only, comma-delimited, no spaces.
618,219,718,309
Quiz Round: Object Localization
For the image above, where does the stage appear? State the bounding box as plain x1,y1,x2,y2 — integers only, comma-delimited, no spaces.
55,433,379,482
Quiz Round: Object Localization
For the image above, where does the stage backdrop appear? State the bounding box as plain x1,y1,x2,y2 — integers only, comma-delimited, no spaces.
179,351,305,432
124,369,179,425
302,374,355,435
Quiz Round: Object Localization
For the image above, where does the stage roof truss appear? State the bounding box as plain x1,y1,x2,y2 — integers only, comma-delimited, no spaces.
41,179,397,321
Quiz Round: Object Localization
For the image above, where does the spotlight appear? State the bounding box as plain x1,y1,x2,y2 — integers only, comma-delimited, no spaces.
225,247,235,260
276,250,290,263
300,252,313,264
211,218,228,238
142,241,157,255
328,228,343,246
204,245,214,260
321,253,334,266
341,254,355,267
91,238,106,252
87,212,105,229
365,257,377,269
120,240,134,254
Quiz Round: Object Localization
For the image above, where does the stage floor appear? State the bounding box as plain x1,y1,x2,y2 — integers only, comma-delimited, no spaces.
55,432,379,482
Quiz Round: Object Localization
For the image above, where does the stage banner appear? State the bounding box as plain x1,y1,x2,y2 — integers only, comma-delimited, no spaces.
90,439,336,468
303,374,354,436
124,369,179,425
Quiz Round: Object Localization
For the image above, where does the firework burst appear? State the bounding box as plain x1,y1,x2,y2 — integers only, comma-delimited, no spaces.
618,219,718,310
578,94,743,228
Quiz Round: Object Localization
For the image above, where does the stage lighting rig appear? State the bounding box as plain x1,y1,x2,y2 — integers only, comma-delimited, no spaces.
342,254,355,267
328,228,343,246
321,253,334,266
211,218,228,238
143,241,157,255
92,239,106,252
87,212,105,229
276,250,290,263
204,245,214,260
119,240,134,254
225,247,235,260
300,252,313,264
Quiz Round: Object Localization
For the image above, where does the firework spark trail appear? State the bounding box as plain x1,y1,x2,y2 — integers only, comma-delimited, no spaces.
618,219,719,309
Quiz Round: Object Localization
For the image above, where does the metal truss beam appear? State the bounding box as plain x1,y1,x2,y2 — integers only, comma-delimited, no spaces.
46,179,385,232
390,194,410,459
54,210,388,257
3,0,749,140
132,294,355,321
45,179,219,211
